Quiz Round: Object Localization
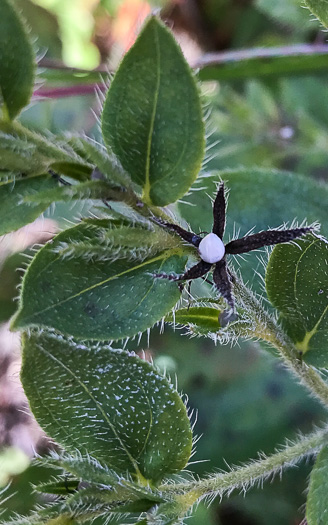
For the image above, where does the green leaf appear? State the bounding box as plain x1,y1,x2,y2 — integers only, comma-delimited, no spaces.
12,220,187,340
102,17,204,206
0,0,35,120
38,453,165,507
0,125,93,178
0,252,25,323
180,168,328,240
304,0,328,29
178,168,328,292
35,480,80,496
306,446,328,525
0,175,58,235
168,306,223,333
23,180,126,205
167,303,254,342
197,45,328,82
21,331,193,483
74,138,134,189
266,234,328,367
0,132,51,175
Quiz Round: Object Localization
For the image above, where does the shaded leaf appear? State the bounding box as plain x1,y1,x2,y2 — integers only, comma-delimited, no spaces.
0,252,25,323
0,175,57,235
306,445,328,525
12,220,187,340
35,479,80,496
0,132,51,175
178,168,328,292
21,331,193,483
23,180,126,205
0,0,35,119
197,45,328,82
0,126,93,179
266,234,328,367
102,17,204,206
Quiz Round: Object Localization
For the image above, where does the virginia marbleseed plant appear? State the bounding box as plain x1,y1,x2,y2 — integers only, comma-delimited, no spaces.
0,0,328,523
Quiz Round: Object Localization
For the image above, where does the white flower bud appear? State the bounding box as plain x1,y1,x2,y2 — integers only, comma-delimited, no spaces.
198,233,225,263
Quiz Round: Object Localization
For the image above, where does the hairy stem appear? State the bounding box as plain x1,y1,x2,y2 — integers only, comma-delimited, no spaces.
232,277,328,409
160,426,328,499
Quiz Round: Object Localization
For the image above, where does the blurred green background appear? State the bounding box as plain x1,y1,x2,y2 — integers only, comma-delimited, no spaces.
1,0,328,524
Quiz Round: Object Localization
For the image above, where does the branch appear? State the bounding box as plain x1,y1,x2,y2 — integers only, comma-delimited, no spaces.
160,426,328,501
232,277,328,410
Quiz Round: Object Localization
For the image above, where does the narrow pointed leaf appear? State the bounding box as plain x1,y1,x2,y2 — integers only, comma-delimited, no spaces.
21,331,193,483
266,234,328,367
23,180,124,205
12,220,187,340
0,0,35,120
167,305,252,341
168,306,223,333
102,17,204,206
306,446,328,525
0,175,57,235
40,454,165,505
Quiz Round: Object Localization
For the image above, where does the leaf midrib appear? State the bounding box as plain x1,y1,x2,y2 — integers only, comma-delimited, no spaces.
142,22,161,204
37,342,142,474
18,249,182,322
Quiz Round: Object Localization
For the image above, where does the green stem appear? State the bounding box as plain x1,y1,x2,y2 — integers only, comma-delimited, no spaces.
160,426,328,499
232,277,328,409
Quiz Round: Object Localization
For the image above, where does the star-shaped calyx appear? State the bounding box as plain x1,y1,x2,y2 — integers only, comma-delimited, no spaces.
155,183,312,311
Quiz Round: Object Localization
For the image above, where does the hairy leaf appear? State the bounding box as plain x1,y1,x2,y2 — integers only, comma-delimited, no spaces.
0,175,57,235
167,304,253,342
306,446,328,525
75,138,134,189
266,234,328,367
0,0,35,119
102,17,204,206
304,0,328,29
168,306,223,333
21,331,192,483
0,126,93,179
12,220,187,340
23,180,126,204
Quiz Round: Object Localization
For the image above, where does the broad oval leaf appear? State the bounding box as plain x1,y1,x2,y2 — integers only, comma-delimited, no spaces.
21,331,193,483
12,220,187,340
179,168,328,293
266,234,328,367
0,0,35,120
306,445,328,525
0,175,57,235
102,17,204,206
